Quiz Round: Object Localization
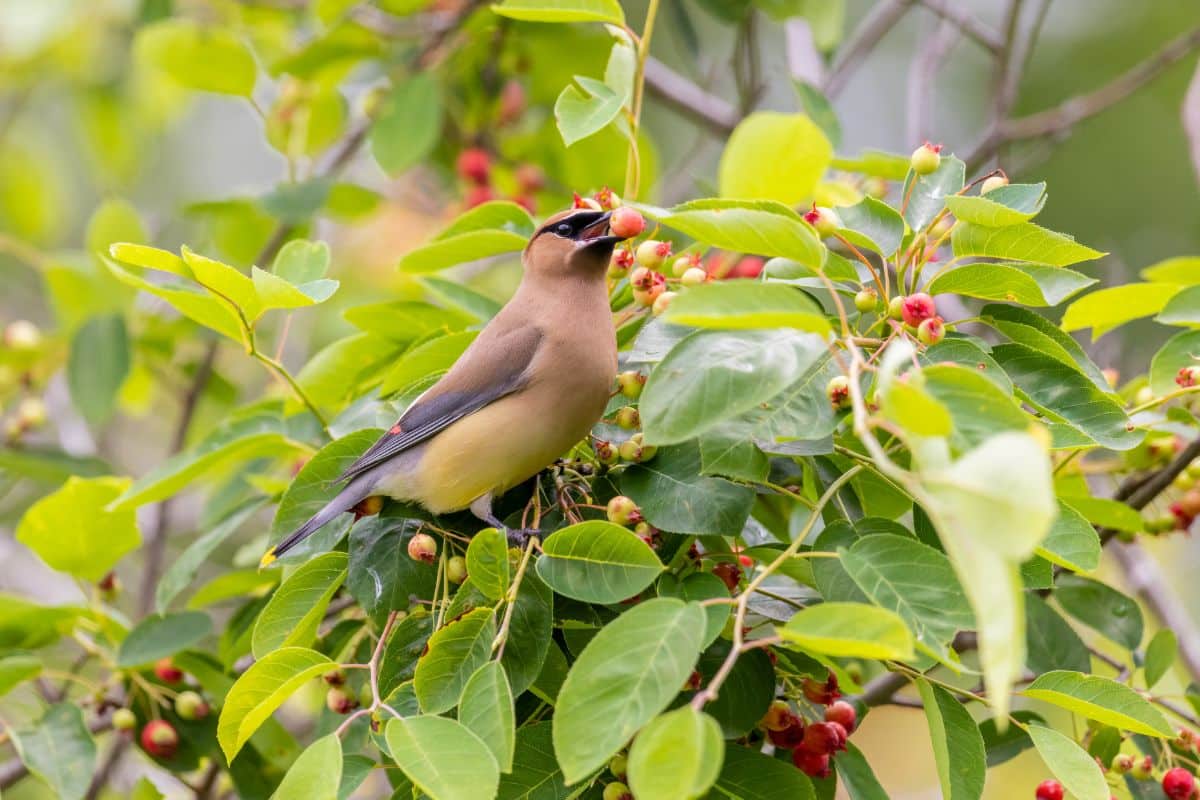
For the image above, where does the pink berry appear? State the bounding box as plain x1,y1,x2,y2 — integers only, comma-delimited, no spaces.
1163,768,1197,800
609,207,645,239
901,293,937,327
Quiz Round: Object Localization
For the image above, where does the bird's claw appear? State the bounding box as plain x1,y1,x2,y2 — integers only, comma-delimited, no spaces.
504,527,540,548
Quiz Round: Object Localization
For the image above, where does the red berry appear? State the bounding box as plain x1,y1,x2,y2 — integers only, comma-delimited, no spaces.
727,256,764,279
824,700,857,733
802,672,841,705
917,316,945,346
512,194,536,214
901,293,937,327
827,375,851,410
326,687,357,715
761,700,796,732
407,533,438,563
154,658,183,684
464,185,494,209
1035,779,1063,800
140,720,179,760
515,163,544,193
792,749,831,778
609,207,645,239
712,561,740,592
456,147,490,185
803,205,842,238
1163,768,1197,800
1177,366,1200,388
767,719,806,749
800,721,847,755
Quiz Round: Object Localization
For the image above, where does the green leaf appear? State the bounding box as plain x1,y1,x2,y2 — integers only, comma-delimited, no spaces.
466,528,511,601
135,19,257,96
1028,724,1109,800
1024,670,1172,737
628,706,723,800
840,535,973,656
421,276,504,321
157,502,264,613
793,81,841,147
647,199,824,268
251,266,338,311
496,722,569,799
917,431,1056,719
927,263,1095,307
1144,629,1177,689
252,552,348,657
1025,594,1090,674
492,0,625,23
663,282,831,334
641,329,827,445
370,75,443,176
881,380,953,438
86,198,146,256
218,647,333,762
982,303,1111,390
1055,575,1144,651
12,704,96,800
103,257,244,341
116,611,212,667
834,742,889,800
979,711,1045,766
385,716,500,800
273,240,330,283
916,679,986,800
68,314,130,425
0,594,85,651
500,570,554,697
622,442,755,535
181,246,263,319
920,363,1027,450
268,429,378,563
553,598,706,783
111,406,301,510
555,77,624,146
536,520,664,603
991,343,1141,451
778,602,915,660
697,430,769,483
704,745,816,800
694,643,774,738
1062,282,1181,338
1036,501,1100,573
831,149,910,180
0,653,41,696
17,476,140,581
439,201,537,239
270,734,342,800
718,112,833,205
378,612,434,698
951,221,1106,267
414,607,497,714
1149,330,1200,397
459,662,516,772
398,229,528,274
658,573,730,649
943,183,1047,226
1156,284,1200,326
1058,495,1143,534
1142,256,1200,283
836,196,905,256
902,155,964,231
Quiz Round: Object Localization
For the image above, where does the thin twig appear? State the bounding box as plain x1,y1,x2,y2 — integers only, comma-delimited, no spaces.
643,58,739,135
905,18,960,151
1111,542,1200,684
914,0,1002,53
824,0,911,99
83,739,128,800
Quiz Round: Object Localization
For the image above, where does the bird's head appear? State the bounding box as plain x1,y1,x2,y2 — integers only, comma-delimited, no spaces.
523,207,626,278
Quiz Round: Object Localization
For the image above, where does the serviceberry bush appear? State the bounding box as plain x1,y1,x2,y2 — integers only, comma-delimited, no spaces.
2,2,1200,800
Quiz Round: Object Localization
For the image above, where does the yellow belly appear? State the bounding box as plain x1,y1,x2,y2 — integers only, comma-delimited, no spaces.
387,387,604,514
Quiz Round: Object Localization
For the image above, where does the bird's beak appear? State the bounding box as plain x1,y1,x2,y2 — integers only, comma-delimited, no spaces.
577,210,621,250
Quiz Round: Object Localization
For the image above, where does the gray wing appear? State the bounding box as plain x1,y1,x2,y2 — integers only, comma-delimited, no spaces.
335,325,544,484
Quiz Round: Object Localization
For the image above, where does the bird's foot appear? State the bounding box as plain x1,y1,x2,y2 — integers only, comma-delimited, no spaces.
504,527,540,548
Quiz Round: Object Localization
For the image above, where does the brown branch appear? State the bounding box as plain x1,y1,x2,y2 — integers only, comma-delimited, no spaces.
915,0,1002,54
1098,435,1200,547
83,739,128,800
969,25,1200,168
824,0,911,99
643,57,739,135
1112,542,1200,685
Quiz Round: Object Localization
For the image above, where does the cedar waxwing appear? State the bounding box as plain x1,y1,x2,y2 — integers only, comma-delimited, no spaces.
261,207,626,565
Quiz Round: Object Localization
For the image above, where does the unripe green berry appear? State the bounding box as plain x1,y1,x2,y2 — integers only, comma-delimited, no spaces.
1131,755,1154,780
619,433,656,462
112,708,137,731
609,753,628,779
359,682,373,708
863,177,889,198
446,555,467,584
606,495,640,526
652,290,676,316
1111,753,1134,774
917,316,945,346
16,397,46,429
827,375,851,410
175,690,209,721
854,288,878,313
671,254,699,277
407,533,438,564
323,668,346,686
326,687,357,714
615,406,640,430
603,782,632,800
1174,472,1195,491
593,439,619,465
803,205,842,238
4,320,41,350
635,240,671,269
681,266,708,286
911,142,942,175
888,295,906,320
1186,460,1200,480
980,174,1008,194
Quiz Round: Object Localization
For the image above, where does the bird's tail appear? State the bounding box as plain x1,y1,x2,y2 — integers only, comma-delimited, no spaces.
260,475,374,567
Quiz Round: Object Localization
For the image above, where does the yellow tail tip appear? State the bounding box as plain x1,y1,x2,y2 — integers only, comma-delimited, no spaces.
259,549,277,569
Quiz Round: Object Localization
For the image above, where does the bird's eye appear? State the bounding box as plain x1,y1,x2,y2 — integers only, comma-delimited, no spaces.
555,222,573,237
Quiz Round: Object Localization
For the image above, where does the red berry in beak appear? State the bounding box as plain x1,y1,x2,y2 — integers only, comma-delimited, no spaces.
609,206,645,239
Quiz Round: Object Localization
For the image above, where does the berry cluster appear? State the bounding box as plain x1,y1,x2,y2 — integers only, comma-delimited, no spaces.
1137,444,1200,534
454,147,543,212
107,658,213,762
606,495,658,547
760,674,856,779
